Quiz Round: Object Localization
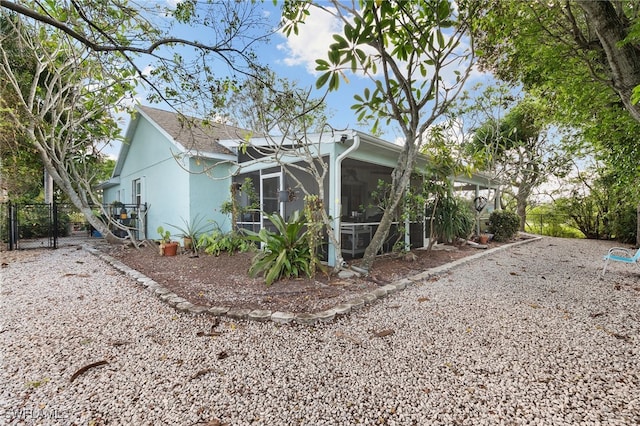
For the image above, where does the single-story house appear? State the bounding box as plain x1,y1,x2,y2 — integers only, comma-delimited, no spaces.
101,105,500,266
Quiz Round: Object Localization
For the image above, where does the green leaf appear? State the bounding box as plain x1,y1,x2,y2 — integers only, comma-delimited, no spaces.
437,0,451,21
316,72,331,89
371,118,380,134
437,30,445,48
359,19,373,41
328,48,341,65
316,59,331,70
332,34,349,49
632,85,640,105
356,48,368,63
344,22,354,40
351,57,358,73
329,73,340,91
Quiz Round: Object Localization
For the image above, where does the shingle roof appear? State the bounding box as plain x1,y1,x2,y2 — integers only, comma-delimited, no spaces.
138,105,250,157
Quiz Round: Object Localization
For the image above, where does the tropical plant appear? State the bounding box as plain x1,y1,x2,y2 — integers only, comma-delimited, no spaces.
465,93,571,231
167,214,211,253
472,0,640,246
198,228,254,257
303,194,326,277
244,210,315,285
221,177,260,231
369,176,430,253
224,71,342,271
0,11,136,242
156,226,171,243
0,2,271,244
426,196,475,244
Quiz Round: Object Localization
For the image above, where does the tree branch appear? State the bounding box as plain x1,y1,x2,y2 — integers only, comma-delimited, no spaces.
1,0,245,56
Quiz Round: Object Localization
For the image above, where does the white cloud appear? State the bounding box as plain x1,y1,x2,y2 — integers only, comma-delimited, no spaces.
276,7,343,75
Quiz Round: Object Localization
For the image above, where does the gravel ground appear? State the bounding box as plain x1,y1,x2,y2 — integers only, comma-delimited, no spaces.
1,237,639,425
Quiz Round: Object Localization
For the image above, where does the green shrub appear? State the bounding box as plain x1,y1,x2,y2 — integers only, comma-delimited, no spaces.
244,210,315,285
610,204,637,244
488,210,520,242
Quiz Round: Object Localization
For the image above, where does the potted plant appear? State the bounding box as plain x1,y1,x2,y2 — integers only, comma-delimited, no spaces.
478,233,490,244
157,226,178,256
111,201,124,219
221,178,260,230
168,215,210,254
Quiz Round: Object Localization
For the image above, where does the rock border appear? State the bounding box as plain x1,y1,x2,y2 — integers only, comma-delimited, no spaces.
83,235,542,325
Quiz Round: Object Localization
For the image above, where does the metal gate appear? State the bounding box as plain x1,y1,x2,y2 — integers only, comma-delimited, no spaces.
2,203,57,250
2,202,148,250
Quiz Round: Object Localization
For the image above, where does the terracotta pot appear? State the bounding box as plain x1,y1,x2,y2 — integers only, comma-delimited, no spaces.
162,242,179,256
183,237,193,250
478,234,489,244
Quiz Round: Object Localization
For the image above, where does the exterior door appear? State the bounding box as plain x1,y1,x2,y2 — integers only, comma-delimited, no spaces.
260,172,282,232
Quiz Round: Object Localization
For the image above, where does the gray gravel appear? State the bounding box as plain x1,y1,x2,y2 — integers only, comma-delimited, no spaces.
1,237,639,425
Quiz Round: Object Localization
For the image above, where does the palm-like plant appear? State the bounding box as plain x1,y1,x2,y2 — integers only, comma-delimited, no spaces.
167,214,211,254
245,210,313,285
427,195,475,243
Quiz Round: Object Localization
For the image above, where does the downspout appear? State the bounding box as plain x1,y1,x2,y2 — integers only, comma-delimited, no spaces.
333,131,360,268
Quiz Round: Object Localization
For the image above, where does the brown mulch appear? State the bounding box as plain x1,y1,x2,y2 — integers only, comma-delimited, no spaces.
103,240,504,314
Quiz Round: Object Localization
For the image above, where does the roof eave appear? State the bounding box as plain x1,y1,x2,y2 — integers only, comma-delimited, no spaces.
96,176,120,190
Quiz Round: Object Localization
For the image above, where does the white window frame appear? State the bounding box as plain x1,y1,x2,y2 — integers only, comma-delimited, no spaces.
132,178,142,206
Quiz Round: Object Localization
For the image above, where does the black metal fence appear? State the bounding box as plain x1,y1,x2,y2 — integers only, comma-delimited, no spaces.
1,202,148,251
2,203,56,250
98,203,147,240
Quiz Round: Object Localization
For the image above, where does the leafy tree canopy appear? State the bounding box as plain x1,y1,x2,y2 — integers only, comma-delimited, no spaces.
281,0,478,270
472,0,640,242
1,0,273,117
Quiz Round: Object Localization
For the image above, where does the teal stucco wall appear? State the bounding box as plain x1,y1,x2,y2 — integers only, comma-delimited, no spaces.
188,157,233,235
109,117,191,239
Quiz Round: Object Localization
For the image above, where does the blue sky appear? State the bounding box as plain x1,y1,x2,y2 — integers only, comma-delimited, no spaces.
245,2,366,131
107,1,492,157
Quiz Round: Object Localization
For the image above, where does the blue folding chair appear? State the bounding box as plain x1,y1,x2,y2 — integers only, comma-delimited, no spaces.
601,246,640,277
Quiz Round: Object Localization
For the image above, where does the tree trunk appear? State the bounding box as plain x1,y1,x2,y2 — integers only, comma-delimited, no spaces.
359,142,417,272
514,179,534,232
516,193,527,232
51,166,117,243
28,127,119,244
578,1,640,122
637,202,640,247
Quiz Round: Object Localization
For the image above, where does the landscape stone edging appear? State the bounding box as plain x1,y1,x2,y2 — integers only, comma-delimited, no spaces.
82,235,542,325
